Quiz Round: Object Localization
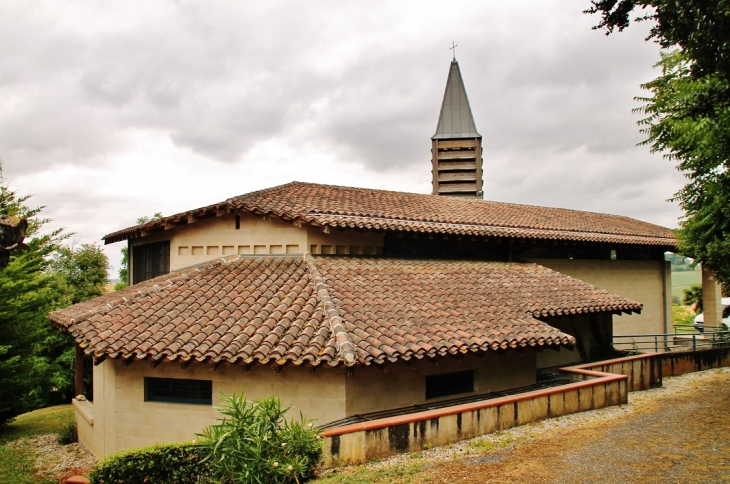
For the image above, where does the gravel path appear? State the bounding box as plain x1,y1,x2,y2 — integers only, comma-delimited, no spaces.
324,367,730,483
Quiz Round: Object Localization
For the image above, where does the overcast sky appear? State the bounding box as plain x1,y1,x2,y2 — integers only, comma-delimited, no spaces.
1,1,685,277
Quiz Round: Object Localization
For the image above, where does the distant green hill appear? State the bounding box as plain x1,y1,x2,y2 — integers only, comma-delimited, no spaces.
665,253,701,304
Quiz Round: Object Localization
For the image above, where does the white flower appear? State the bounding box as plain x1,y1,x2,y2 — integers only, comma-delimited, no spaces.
273,462,279,467
286,465,293,472
281,442,287,447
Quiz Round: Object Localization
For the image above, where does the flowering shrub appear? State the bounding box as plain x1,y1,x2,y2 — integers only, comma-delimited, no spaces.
196,393,322,484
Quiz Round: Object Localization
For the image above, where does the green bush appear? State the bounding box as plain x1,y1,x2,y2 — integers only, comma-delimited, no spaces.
88,442,211,484
57,419,77,445
683,285,703,313
673,304,696,327
197,393,322,484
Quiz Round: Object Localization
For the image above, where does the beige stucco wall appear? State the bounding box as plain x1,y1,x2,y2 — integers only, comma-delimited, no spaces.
128,214,385,281
81,351,536,458
528,259,670,337
345,351,535,416
83,360,347,458
130,213,309,275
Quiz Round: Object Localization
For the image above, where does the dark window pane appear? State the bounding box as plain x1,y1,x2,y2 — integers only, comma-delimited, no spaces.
132,241,170,284
426,370,474,400
145,377,212,405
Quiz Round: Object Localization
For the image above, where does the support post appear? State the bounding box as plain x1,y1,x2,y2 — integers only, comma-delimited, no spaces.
702,267,722,328
75,344,84,397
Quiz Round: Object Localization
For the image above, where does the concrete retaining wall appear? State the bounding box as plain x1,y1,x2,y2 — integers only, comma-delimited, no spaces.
321,354,659,467
568,353,662,392
661,347,730,377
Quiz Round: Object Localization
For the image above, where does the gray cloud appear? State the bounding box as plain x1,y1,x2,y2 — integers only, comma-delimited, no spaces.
1,1,661,170
0,0,684,266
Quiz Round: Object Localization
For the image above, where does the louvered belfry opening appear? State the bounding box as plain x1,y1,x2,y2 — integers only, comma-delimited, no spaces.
432,137,483,197
432,60,483,198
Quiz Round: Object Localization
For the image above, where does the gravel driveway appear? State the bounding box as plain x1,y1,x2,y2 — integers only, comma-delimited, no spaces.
340,367,730,483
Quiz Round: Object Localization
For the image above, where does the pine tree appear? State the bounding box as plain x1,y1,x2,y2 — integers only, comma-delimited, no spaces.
0,166,70,422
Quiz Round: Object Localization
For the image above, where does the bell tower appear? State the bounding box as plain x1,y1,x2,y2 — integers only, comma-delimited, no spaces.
431,57,483,198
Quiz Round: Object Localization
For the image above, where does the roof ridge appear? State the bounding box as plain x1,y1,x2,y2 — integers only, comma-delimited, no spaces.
224,181,300,204
233,181,428,199
303,253,357,366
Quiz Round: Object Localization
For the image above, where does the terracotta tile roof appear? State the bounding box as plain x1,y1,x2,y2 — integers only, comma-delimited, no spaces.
50,255,641,367
103,182,677,247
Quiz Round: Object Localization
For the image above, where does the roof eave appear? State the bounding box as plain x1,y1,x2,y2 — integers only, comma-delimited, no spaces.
102,202,233,244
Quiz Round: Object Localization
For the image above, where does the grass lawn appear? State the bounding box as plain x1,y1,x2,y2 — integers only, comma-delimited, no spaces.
671,269,702,303
0,405,74,484
314,460,425,484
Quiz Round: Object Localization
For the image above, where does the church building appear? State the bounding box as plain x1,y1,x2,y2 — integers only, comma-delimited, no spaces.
51,58,679,459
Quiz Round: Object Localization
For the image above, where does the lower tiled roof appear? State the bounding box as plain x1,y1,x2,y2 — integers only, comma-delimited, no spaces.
49,255,642,367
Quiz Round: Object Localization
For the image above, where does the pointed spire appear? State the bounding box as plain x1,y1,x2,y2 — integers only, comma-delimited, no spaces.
432,60,480,140
431,57,484,198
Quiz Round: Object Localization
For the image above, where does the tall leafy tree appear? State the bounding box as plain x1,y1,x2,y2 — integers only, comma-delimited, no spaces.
51,243,109,304
586,1,730,286
0,166,70,423
46,244,110,404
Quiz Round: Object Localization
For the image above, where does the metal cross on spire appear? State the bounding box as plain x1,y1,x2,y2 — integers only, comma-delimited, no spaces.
450,41,458,60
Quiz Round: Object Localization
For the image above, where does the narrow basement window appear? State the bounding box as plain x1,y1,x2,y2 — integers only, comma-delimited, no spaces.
145,377,212,405
426,370,474,400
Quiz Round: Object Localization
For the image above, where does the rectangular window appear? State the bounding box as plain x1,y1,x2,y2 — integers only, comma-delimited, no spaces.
132,240,170,284
145,377,212,405
426,370,474,400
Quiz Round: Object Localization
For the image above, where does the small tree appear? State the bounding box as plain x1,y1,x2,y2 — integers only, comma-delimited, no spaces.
197,393,322,484
115,246,128,291
683,284,703,313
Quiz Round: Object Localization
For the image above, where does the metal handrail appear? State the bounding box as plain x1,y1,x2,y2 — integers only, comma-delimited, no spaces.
613,329,730,353
672,323,724,332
